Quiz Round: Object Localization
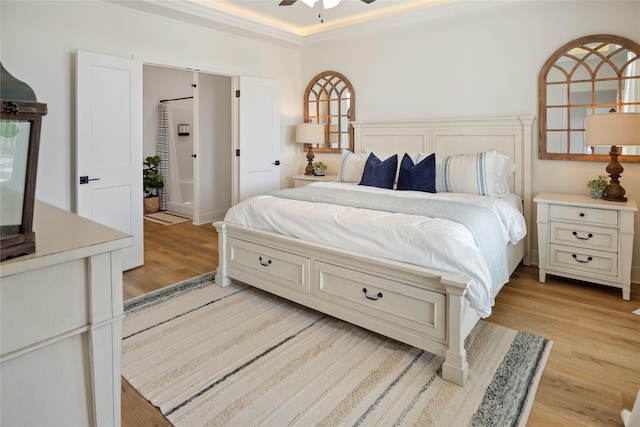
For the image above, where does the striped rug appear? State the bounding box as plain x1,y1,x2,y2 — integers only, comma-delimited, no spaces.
122,274,552,426
143,211,190,225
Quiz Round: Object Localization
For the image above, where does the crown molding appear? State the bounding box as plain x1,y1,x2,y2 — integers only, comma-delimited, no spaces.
302,0,516,45
108,0,305,45
109,0,518,47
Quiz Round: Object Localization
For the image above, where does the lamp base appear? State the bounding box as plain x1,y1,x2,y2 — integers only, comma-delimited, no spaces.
603,146,627,202
305,145,315,176
603,183,627,202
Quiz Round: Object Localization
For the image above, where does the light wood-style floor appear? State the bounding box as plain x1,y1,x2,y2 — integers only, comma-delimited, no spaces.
122,220,640,426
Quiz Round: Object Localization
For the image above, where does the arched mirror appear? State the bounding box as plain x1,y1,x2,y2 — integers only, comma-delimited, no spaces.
538,34,640,162
304,71,354,153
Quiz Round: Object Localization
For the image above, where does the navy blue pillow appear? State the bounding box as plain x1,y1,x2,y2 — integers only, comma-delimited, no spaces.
397,153,436,193
358,153,398,189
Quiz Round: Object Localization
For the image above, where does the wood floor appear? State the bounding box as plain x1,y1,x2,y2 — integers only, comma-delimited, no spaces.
122,220,640,426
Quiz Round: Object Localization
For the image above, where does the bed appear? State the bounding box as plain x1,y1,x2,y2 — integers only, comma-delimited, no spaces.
213,116,534,386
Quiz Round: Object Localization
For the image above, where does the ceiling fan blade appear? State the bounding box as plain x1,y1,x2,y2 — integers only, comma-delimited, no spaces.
361,0,375,3
279,0,297,5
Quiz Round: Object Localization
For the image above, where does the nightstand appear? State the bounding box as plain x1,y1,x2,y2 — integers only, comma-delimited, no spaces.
534,192,637,300
293,174,337,187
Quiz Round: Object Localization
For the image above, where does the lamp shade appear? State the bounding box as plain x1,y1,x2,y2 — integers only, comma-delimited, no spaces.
295,123,325,145
585,112,640,147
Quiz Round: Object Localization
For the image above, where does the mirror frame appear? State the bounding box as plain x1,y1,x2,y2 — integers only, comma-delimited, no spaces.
303,71,354,153
538,34,640,162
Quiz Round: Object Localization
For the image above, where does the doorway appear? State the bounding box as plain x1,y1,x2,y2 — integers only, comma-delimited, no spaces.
77,51,281,273
143,65,232,225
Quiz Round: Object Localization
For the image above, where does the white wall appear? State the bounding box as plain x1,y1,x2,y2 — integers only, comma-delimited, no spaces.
0,0,302,211
302,0,640,281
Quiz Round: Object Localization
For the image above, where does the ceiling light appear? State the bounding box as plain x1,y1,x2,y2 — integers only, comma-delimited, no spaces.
299,0,342,9
322,0,341,9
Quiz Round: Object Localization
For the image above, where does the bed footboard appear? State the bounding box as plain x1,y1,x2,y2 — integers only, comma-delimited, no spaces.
214,220,475,386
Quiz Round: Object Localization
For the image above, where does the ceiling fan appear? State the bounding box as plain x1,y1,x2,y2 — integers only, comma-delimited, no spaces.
279,0,375,9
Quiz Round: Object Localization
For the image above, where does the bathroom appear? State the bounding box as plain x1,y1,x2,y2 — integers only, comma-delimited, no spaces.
143,64,232,225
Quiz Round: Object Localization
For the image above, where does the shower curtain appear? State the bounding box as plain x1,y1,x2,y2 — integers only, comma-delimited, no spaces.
156,103,169,211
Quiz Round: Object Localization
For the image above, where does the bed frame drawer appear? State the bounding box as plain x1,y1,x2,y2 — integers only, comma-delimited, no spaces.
227,237,311,294
313,261,446,342
548,244,618,277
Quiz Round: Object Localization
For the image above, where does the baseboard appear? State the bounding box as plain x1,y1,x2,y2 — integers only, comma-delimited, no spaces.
192,208,228,226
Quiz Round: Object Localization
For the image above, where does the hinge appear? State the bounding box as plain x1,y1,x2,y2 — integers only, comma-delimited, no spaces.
235,90,240,97
236,149,240,157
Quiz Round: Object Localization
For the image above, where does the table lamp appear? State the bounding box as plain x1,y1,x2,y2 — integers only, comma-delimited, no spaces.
296,123,325,175
585,112,640,202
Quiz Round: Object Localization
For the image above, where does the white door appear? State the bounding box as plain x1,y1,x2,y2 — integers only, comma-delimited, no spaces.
235,77,281,203
76,50,143,271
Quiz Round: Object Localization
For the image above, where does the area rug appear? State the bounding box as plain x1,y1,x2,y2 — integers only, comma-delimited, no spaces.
122,274,552,427
144,211,190,225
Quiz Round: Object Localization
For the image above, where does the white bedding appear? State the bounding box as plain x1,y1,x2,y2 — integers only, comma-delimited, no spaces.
224,182,526,317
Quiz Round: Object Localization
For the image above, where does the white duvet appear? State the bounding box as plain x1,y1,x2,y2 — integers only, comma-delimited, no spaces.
223,182,526,317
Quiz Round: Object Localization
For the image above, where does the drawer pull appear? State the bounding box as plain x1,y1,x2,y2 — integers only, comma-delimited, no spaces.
362,288,383,301
258,256,272,267
572,231,593,241
572,254,593,264
579,212,585,217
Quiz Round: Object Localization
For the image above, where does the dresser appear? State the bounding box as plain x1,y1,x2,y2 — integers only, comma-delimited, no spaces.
1,201,132,426
534,192,637,300
293,174,337,187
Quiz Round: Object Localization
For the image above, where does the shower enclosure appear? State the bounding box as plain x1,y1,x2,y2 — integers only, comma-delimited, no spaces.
162,98,194,218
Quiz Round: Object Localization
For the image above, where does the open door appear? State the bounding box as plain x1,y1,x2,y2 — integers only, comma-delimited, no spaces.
233,76,281,203
76,50,143,271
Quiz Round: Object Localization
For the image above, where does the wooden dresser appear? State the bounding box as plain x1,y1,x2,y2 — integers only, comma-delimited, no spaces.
1,201,132,426
535,192,637,300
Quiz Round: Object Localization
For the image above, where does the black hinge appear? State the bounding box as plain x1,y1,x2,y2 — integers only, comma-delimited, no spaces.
236,149,240,157
235,90,240,97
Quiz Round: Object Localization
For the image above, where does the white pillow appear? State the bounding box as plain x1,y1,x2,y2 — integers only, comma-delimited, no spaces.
434,150,516,197
337,150,367,182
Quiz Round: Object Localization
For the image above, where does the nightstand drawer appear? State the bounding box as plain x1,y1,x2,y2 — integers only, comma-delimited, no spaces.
550,222,617,252
548,244,617,277
549,204,618,226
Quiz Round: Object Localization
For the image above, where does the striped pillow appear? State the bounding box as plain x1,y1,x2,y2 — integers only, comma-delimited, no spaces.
432,150,516,197
337,149,368,182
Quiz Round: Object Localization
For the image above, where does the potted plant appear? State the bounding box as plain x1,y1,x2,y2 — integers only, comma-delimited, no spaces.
143,155,164,213
586,175,608,199
313,161,328,176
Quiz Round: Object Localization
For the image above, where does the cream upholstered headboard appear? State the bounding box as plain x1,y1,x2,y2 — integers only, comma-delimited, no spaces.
351,116,535,265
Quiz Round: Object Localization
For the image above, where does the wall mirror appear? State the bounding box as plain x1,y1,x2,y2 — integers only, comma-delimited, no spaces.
538,34,640,162
304,71,354,153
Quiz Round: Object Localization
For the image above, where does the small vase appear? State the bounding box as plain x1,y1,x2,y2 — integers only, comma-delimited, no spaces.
590,190,603,199
314,171,325,176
